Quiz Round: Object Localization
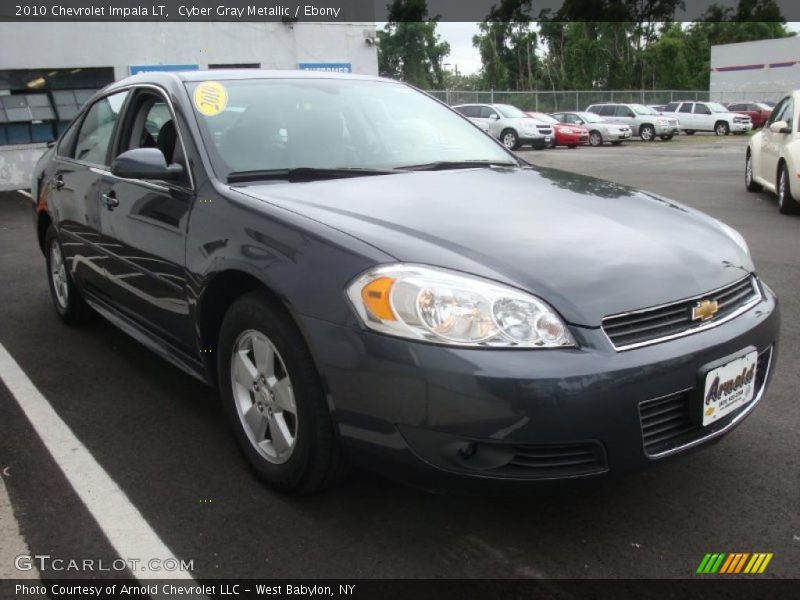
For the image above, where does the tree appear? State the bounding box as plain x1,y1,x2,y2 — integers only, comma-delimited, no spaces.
472,0,541,90
377,0,451,88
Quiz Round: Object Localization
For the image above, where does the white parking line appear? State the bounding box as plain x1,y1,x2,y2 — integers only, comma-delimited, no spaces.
0,342,195,581
16,190,31,199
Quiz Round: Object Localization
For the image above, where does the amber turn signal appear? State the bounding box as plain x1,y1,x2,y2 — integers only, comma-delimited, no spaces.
361,276,397,321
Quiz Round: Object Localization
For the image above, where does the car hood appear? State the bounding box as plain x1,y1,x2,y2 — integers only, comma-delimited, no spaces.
236,167,753,326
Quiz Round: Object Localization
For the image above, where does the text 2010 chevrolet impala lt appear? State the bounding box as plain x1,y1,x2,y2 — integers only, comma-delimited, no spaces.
32,71,779,493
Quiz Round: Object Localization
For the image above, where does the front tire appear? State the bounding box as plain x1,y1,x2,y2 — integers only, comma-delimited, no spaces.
45,226,91,325
501,129,519,150
745,151,762,192
684,130,695,135
218,291,347,493
589,131,603,146
777,162,800,214
715,121,730,136
640,124,656,141
659,135,674,141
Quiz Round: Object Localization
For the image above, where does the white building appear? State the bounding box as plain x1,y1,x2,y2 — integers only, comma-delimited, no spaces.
0,22,378,190
710,36,800,103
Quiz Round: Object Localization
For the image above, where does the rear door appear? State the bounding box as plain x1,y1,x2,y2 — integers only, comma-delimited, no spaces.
692,102,713,131
96,87,197,352
49,90,130,294
676,102,695,129
613,105,636,130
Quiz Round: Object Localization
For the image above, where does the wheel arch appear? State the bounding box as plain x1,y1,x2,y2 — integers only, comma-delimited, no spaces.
196,269,317,388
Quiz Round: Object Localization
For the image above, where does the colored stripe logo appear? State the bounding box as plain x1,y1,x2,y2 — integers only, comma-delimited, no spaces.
697,553,773,574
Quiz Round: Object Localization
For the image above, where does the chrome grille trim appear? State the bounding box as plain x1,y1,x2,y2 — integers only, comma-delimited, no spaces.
602,276,762,352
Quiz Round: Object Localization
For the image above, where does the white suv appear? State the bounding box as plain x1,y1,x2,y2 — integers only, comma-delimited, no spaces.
746,91,800,214
453,103,553,150
662,101,752,135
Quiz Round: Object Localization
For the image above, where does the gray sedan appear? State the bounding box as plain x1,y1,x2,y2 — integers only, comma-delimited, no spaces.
552,111,633,146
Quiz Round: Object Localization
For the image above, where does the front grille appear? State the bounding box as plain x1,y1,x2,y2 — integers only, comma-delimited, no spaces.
668,118,679,127
639,346,772,456
602,276,760,350
734,117,750,123
500,441,607,478
537,126,553,135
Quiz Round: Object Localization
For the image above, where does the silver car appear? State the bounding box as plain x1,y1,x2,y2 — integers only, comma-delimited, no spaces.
454,103,553,150
551,111,632,146
586,103,680,141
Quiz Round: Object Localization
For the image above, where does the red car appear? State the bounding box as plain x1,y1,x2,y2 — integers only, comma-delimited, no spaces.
526,112,588,147
725,102,773,128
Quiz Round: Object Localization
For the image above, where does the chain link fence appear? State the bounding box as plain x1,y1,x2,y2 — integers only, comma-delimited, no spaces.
426,89,785,111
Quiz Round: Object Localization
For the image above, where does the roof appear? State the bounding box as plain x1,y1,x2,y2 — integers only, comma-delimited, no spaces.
118,69,390,85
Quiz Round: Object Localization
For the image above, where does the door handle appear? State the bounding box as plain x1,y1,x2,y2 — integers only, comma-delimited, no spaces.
53,175,64,190
102,192,119,209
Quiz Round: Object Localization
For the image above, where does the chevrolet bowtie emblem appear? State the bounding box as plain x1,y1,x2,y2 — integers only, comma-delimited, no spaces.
692,299,720,321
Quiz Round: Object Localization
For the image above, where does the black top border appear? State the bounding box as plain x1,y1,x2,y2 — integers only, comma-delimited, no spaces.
1,0,799,22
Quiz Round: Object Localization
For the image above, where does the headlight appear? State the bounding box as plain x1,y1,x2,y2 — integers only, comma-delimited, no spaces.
346,264,575,348
658,119,669,126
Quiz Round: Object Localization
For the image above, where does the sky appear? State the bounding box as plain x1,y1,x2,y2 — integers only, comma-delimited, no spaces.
410,21,800,77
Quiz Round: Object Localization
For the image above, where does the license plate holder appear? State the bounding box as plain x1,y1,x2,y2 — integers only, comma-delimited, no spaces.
700,349,758,426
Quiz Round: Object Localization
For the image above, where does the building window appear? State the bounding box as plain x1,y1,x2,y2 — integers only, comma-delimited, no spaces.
208,63,261,69
0,68,114,147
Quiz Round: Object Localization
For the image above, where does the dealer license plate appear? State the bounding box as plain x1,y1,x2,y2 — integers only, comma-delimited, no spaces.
702,351,758,426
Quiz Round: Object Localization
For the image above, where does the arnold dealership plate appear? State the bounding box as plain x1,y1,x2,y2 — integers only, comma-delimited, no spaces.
702,350,758,426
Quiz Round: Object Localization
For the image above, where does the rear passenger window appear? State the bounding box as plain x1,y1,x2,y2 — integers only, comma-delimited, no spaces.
72,91,128,165
598,106,615,116
679,103,693,113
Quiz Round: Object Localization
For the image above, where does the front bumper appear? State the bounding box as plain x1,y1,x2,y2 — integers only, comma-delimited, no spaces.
656,124,681,135
301,284,779,491
522,135,552,148
607,130,632,141
732,122,752,132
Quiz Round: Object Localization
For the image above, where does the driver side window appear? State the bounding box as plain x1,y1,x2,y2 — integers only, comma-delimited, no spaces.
479,106,497,119
766,97,788,127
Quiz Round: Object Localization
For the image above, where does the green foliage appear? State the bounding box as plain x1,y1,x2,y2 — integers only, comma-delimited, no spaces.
377,0,451,89
473,0,793,91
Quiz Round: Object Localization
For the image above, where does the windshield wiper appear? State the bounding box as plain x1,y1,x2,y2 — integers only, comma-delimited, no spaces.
396,160,520,172
227,167,399,184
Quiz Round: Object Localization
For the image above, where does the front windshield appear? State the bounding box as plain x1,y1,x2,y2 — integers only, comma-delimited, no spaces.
707,102,729,113
532,113,557,124
495,104,528,119
632,104,658,115
185,78,514,179
576,112,604,123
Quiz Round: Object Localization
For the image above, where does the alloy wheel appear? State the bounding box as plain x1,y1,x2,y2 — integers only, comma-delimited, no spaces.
50,241,68,309
230,329,297,464
590,132,602,146
502,132,517,149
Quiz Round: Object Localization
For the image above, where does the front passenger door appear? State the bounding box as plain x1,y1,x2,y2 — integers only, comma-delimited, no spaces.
97,89,197,354
760,96,792,185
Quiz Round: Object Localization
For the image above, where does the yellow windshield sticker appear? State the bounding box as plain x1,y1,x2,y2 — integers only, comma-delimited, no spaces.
193,81,228,116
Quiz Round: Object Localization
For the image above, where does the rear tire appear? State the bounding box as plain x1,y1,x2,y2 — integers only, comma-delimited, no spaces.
777,162,800,214
217,291,347,494
44,226,92,325
745,151,762,192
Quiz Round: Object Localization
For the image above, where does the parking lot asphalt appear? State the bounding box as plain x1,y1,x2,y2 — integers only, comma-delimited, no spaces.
1,134,798,580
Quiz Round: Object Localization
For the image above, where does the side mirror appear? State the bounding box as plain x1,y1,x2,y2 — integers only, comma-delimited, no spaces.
769,120,791,134
489,113,499,120
111,148,184,181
